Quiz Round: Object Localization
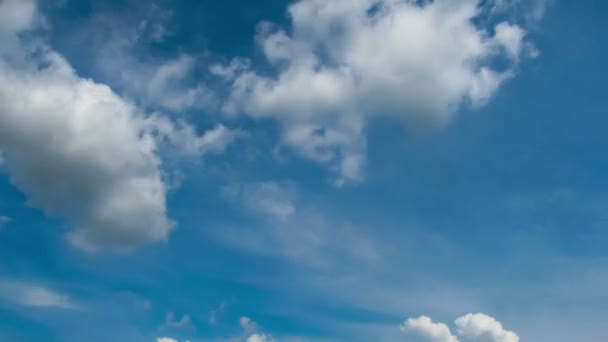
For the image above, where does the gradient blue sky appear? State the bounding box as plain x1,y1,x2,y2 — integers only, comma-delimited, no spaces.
0,0,607,341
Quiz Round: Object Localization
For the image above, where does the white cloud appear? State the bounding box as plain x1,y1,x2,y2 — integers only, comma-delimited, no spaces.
0,0,37,57
240,316,258,334
0,0,233,252
144,117,237,157
240,317,273,342
402,313,519,342
86,9,212,112
455,313,519,342
145,54,211,111
223,182,296,219
149,55,195,95
220,0,535,184
247,333,272,342
493,23,525,60
401,316,458,342
0,280,75,309
0,50,174,252
157,338,178,342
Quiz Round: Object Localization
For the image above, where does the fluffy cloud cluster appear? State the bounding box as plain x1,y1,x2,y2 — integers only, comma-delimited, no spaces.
402,313,519,342
218,0,534,184
0,0,234,252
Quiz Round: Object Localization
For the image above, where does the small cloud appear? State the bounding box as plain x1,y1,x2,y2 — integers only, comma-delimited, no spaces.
247,333,272,342
0,216,11,226
0,280,76,309
160,312,193,330
240,316,258,333
223,182,296,220
240,317,273,342
157,338,178,342
208,300,230,325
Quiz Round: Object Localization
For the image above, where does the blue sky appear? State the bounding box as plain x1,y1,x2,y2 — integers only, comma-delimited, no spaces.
0,0,607,341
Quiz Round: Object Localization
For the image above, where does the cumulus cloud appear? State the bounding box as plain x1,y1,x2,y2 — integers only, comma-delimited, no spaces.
0,49,174,252
219,0,536,184
0,0,234,252
402,313,519,342
402,316,459,342
455,314,519,342
0,280,75,309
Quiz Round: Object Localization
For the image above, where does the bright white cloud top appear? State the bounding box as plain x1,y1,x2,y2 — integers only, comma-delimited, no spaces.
219,0,534,184
402,313,519,342
455,314,520,342
402,316,459,342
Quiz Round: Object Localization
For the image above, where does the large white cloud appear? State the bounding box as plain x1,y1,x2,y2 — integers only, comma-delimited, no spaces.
0,0,233,252
219,0,535,184
402,313,519,342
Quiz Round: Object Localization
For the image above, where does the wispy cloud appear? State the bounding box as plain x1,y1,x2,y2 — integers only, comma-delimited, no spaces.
0,215,11,227
160,311,193,331
222,181,296,220
0,280,76,309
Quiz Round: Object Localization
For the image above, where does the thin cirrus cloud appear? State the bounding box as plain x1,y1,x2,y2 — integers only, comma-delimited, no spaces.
216,0,537,185
83,5,215,112
222,181,297,220
402,313,519,342
159,312,193,330
0,0,236,252
0,280,75,310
